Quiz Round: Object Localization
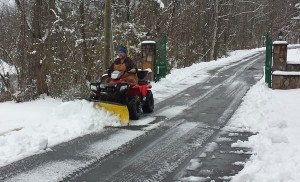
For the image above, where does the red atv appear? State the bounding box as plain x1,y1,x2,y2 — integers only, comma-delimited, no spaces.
89,70,154,122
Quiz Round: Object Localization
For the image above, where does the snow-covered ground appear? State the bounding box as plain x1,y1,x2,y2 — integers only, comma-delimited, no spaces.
229,46,300,181
229,78,300,182
1,45,300,181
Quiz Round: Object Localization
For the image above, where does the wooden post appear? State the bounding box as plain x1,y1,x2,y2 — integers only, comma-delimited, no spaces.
104,0,113,70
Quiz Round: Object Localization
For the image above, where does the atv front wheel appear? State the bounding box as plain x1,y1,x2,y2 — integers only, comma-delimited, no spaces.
128,96,141,120
142,90,154,113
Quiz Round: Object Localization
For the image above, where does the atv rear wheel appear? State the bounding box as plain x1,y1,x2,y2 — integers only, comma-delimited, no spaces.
142,90,154,113
128,96,141,120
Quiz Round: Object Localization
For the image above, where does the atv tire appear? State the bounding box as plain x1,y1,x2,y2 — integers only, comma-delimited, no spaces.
128,96,141,120
142,90,154,113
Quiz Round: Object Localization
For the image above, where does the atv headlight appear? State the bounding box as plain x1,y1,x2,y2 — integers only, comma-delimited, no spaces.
100,84,106,89
120,85,128,91
90,85,98,91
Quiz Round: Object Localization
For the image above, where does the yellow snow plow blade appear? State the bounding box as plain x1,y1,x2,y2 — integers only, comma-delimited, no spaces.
96,102,129,123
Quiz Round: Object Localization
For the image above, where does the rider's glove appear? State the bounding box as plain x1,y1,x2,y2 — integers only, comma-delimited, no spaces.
127,68,136,73
107,69,112,77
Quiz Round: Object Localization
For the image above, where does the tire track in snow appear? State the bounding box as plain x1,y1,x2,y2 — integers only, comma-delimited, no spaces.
106,122,214,182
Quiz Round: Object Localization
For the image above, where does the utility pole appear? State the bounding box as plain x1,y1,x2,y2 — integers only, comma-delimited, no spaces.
209,0,219,61
104,0,113,70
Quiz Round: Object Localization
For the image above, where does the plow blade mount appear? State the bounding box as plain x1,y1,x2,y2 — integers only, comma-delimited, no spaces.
96,102,129,123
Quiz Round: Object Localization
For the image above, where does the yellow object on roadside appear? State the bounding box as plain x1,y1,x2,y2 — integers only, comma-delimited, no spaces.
126,40,130,57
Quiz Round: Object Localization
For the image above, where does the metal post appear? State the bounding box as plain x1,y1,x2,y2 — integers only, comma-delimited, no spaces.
265,32,272,88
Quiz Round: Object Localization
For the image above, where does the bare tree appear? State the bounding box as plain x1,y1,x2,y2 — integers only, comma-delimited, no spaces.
1,0,300,102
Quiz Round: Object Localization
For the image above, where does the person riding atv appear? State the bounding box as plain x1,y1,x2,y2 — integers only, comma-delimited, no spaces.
107,45,138,84
89,45,154,122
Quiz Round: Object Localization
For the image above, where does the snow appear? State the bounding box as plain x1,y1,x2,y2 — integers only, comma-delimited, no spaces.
0,59,16,74
228,77,300,182
0,99,121,167
180,176,210,182
0,0,14,7
186,159,202,170
5,160,83,182
287,48,300,64
204,142,218,153
272,71,300,75
141,40,156,44
154,0,165,9
1,45,300,181
291,16,300,20
273,41,288,45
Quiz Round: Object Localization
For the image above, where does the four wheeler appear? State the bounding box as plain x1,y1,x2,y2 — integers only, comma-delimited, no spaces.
89,70,154,123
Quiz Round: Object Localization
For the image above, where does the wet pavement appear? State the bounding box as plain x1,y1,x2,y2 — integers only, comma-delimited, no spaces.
171,130,254,182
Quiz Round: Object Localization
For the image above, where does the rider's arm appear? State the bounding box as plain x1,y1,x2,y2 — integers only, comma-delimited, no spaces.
126,58,137,73
107,61,115,76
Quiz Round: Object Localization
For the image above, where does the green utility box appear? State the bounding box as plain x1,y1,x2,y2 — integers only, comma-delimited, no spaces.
139,33,167,82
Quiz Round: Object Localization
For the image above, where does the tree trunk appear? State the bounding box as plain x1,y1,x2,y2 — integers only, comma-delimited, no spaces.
104,0,113,70
33,0,49,96
126,0,130,22
209,0,219,61
33,0,42,39
79,0,90,81
15,0,29,100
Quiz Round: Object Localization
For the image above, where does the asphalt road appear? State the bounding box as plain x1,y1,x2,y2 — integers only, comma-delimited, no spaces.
0,51,264,182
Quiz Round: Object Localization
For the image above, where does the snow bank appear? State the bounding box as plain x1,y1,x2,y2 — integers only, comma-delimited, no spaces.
0,98,120,167
228,79,300,181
